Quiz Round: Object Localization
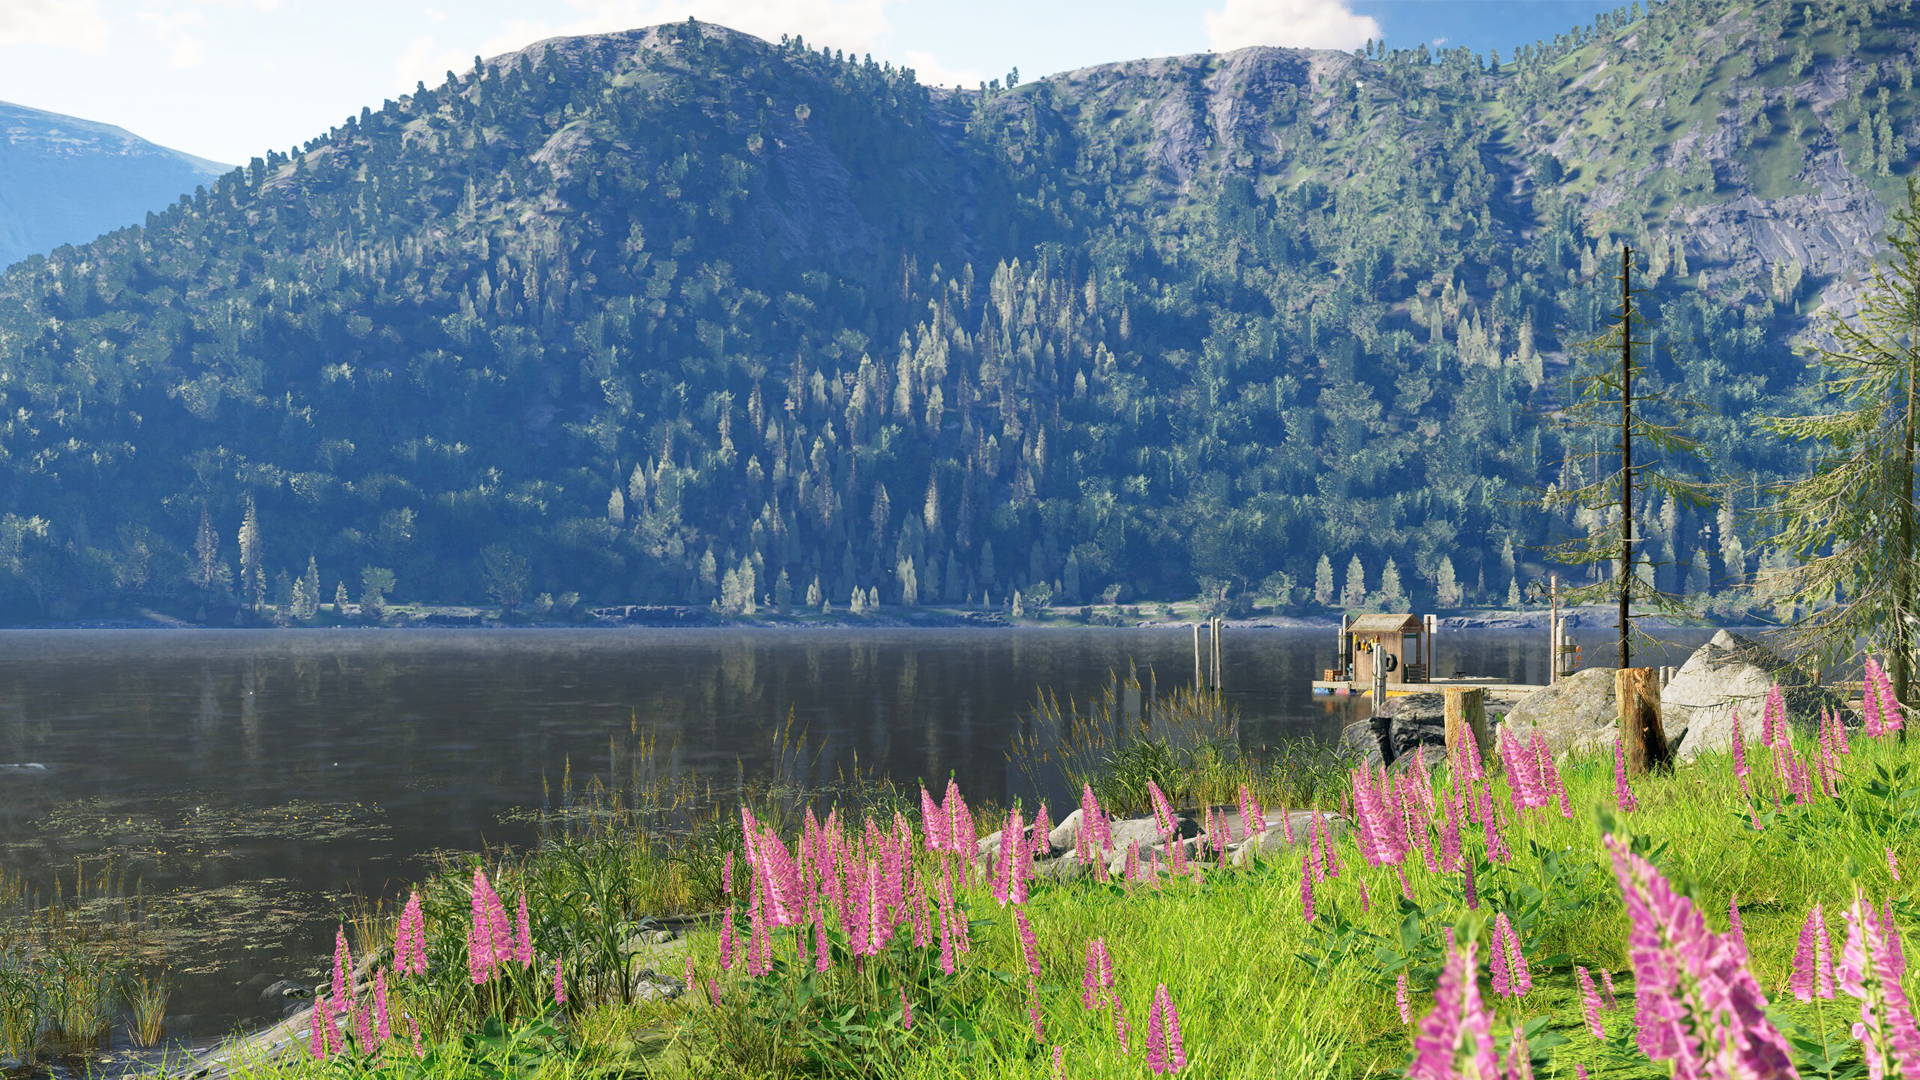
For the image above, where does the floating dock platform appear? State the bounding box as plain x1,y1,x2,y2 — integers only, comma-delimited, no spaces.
1310,675,1550,698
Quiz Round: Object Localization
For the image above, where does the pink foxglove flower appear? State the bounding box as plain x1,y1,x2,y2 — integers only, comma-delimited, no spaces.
1145,983,1187,1073
1505,1022,1535,1080
921,785,946,853
1865,657,1889,736
1238,784,1266,842
1397,972,1411,1025
1300,851,1315,923
1577,966,1605,1040
308,996,327,1060
1790,903,1836,1003
373,968,391,1045
1891,848,1903,883
331,928,354,1005
1728,893,1747,961
552,958,565,1004
718,908,736,971
515,894,533,967
1464,860,1479,910
1836,891,1920,1077
1408,939,1498,1080
1028,985,1046,1042
1600,969,1619,1012
1148,780,1178,839
1031,802,1052,856
900,986,913,1031
1732,719,1750,795
1016,909,1042,979
1613,738,1638,813
1606,834,1797,1078
1502,913,1532,996
1762,684,1787,747
406,1014,423,1059
1082,938,1111,1009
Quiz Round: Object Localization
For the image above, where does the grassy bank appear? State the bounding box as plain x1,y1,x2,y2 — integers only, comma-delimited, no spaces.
5,671,1916,1078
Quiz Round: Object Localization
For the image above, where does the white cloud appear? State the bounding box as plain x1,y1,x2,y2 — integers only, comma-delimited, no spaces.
901,49,981,89
169,33,204,68
424,6,450,23
1203,0,1382,53
0,0,110,54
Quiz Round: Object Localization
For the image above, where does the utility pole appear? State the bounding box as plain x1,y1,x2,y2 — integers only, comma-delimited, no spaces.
1619,244,1634,673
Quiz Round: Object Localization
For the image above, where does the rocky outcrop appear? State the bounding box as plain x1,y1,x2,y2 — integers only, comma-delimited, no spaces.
1668,630,1853,760
977,806,1346,881
1500,667,1620,757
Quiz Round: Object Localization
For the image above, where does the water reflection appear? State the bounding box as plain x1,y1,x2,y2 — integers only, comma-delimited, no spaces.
0,625,1714,1050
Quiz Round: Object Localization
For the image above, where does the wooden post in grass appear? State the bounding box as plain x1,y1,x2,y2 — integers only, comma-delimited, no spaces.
1616,666,1670,775
1443,687,1489,775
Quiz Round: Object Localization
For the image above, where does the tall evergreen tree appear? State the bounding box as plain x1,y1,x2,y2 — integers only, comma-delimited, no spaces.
1314,554,1336,607
1755,177,1920,712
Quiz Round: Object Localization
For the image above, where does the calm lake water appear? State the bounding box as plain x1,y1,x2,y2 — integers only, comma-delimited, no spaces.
0,625,1714,1063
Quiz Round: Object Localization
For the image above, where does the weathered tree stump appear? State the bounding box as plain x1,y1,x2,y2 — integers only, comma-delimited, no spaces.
1616,666,1670,775
1443,687,1489,775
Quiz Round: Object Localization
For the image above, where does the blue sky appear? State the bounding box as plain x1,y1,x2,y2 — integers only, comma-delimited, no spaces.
0,0,1626,167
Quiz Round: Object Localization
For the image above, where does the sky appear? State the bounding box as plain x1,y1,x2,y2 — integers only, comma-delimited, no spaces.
0,0,1627,167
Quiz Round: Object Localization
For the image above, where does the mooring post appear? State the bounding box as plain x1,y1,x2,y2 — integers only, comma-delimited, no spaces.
1443,687,1489,776
1617,667,1670,776
1212,617,1223,693
1549,573,1560,686
1193,622,1203,690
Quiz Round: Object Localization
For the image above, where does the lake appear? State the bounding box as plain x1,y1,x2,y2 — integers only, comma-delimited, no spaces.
0,625,1714,1064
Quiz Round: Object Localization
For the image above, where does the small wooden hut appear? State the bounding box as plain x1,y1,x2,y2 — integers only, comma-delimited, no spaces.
1341,613,1432,688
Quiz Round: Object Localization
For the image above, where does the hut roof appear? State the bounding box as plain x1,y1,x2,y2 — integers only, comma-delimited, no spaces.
1347,613,1423,634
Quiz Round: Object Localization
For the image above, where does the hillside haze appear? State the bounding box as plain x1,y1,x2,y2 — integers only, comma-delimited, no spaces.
0,100,227,270
0,0,1911,621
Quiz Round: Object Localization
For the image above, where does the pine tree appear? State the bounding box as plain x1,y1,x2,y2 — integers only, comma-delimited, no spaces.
1755,177,1920,709
334,580,350,614
237,497,264,612
1506,577,1523,608
1435,555,1462,608
1380,558,1407,610
897,555,918,605
1688,548,1712,596
1717,506,1746,586
191,504,221,595
1342,555,1367,608
807,574,823,609
301,557,321,619
1313,554,1335,607
608,486,626,526
774,569,793,611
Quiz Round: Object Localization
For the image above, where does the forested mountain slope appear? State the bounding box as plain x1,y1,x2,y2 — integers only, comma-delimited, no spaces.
0,0,1911,620
0,100,227,270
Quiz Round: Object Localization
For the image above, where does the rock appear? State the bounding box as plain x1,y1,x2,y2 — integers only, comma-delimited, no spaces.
1668,631,1853,760
1339,692,1448,769
1501,667,1620,756
1047,807,1083,851
258,979,312,1013
1226,811,1344,868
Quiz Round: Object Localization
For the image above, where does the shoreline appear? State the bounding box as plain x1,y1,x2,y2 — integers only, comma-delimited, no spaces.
0,604,1770,634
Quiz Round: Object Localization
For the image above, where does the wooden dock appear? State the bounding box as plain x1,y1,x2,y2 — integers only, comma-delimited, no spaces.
1311,676,1549,698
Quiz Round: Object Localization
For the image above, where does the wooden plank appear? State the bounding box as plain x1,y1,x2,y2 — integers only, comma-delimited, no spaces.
1616,666,1670,776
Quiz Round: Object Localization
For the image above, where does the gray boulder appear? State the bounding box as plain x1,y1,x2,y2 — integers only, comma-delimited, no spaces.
1501,667,1620,757
1339,692,1448,768
1668,631,1852,760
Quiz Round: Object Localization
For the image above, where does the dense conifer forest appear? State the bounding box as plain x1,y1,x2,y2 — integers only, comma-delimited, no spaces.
0,0,1913,621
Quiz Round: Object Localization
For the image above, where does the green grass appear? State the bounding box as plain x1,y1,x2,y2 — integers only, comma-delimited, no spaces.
6,679,1915,1079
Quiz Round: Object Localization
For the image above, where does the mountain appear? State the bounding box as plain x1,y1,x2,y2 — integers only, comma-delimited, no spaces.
0,100,228,270
0,0,1910,621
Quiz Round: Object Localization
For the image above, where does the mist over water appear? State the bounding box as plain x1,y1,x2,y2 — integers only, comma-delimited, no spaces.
0,625,1714,1051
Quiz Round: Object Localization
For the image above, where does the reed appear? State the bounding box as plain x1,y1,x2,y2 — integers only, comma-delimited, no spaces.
126,970,170,1048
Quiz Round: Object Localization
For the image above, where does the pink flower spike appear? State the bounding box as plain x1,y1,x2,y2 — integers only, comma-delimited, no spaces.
1408,939,1498,1080
1891,848,1902,883
1763,684,1786,747
1239,784,1267,842
1577,966,1605,1040
1146,983,1186,1073
1613,738,1638,813
308,994,326,1060
1082,938,1106,1009
552,958,566,1004
1397,972,1411,1025
1031,802,1052,856
1600,969,1619,1012
1300,852,1315,924
1728,893,1747,961
1490,914,1513,996
515,894,533,967
1576,1066,1589,1080
406,1014,423,1059
900,985,914,1030
718,909,736,971
1147,780,1178,839
1016,909,1042,980
373,968,391,1045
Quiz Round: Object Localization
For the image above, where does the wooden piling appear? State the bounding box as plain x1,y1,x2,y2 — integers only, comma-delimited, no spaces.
1193,623,1203,689
1616,667,1670,776
1443,687,1489,776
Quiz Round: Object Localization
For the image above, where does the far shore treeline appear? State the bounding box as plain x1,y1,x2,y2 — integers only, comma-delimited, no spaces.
0,0,1913,630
